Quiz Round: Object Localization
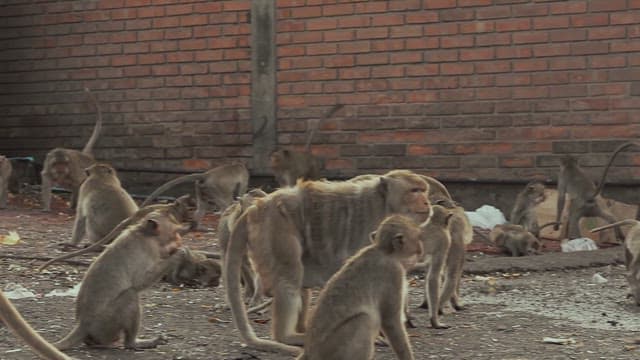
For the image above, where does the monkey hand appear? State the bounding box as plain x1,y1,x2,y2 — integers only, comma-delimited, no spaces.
553,223,560,231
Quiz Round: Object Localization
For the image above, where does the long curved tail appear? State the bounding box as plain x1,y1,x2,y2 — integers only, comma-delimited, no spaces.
82,87,103,155
0,291,72,360
591,219,640,233
593,141,640,198
304,104,344,151
224,211,302,355
52,324,85,351
142,173,204,207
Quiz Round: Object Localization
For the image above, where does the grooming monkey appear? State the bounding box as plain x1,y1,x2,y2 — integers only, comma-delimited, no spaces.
163,247,221,288
225,170,431,354
489,224,541,257
217,188,268,305
511,181,546,237
592,220,640,305
38,195,195,272
270,104,344,187
297,215,423,360
554,152,635,241
420,175,473,315
414,204,453,329
0,155,12,209
142,163,249,230
64,163,138,249
41,88,102,212
54,211,188,350
0,290,72,360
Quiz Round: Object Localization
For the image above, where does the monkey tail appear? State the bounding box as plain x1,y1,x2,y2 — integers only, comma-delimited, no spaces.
591,219,640,233
52,324,86,351
0,291,72,360
224,212,302,355
304,103,344,151
593,141,640,198
141,173,204,207
82,87,103,155
537,222,561,232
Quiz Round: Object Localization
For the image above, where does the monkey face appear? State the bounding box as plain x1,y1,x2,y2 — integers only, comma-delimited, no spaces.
196,260,222,287
381,173,431,222
50,161,71,181
525,182,546,205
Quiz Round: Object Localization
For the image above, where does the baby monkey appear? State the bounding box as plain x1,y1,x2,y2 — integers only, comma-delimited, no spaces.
298,215,423,360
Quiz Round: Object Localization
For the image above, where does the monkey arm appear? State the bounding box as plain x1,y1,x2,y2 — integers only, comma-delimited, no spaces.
426,252,449,329
555,177,567,230
381,288,415,360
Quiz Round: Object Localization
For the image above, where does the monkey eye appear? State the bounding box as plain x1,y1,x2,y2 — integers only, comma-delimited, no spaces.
411,188,424,193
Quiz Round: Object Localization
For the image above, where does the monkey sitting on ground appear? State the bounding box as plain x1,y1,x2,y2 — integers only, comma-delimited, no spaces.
41,88,102,212
0,290,73,360
555,155,624,241
142,163,249,230
163,246,221,288
0,155,12,209
511,181,546,237
592,220,640,306
53,210,189,351
413,204,453,329
38,194,195,272
490,224,541,257
297,215,423,360
225,170,431,355
270,104,344,187
63,163,138,249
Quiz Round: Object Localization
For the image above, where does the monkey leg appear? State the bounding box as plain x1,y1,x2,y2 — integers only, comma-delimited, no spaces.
315,313,375,360
439,244,464,316
271,283,305,346
69,189,79,210
594,207,625,242
122,297,166,350
450,253,466,311
0,184,7,209
381,315,414,360
565,202,583,240
420,256,449,329
41,174,52,211
68,214,87,247
296,288,310,333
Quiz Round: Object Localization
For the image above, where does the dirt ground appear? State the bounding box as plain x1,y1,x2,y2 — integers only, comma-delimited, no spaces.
1,193,639,360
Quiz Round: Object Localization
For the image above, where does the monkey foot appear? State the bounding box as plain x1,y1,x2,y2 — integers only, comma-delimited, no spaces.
430,321,450,329
56,242,80,251
418,301,429,309
405,318,417,329
126,335,167,350
453,304,466,311
375,336,389,347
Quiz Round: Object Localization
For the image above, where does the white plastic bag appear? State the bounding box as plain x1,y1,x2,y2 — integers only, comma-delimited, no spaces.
465,205,507,229
560,237,598,252
3,283,36,300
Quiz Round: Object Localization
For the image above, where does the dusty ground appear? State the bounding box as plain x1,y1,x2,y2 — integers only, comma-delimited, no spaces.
1,193,639,360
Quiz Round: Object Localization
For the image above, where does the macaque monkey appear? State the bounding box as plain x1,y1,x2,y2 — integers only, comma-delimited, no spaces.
420,175,473,315
414,205,453,329
142,163,249,230
270,104,344,187
38,195,195,272
297,215,422,360
592,219,640,305
163,247,221,288
0,155,12,209
217,188,268,304
224,170,431,354
556,155,626,241
65,163,138,248
53,211,188,350
41,88,102,211
0,290,72,360
511,181,546,237
490,224,541,257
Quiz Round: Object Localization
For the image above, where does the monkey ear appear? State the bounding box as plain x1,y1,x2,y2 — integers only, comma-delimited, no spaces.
445,212,454,226
84,168,91,177
369,231,377,244
377,177,389,196
143,218,160,235
391,233,405,252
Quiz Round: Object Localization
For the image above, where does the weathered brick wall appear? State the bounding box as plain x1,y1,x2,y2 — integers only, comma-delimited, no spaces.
1,0,640,186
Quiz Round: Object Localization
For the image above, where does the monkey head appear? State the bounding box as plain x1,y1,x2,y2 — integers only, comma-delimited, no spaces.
372,214,424,269
628,267,640,306
140,212,188,257
45,149,73,181
378,170,431,223
195,259,222,287
85,163,115,177
425,204,454,229
523,181,546,205
560,155,578,168
269,149,289,170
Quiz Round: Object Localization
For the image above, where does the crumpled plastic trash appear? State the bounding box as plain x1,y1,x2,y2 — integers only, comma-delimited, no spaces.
45,282,81,297
560,237,598,252
465,205,507,229
543,337,576,345
3,283,36,300
0,231,20,245
591,273,608,284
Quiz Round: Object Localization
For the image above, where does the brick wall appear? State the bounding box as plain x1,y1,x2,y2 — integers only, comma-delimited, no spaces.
1,0,640,186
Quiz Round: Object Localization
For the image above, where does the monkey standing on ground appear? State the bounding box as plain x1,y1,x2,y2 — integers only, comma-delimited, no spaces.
64,163,138,248
592,220,640,305
414,204,453,329
0,291,72,360
0,155,12,209
53,211,188,350
41,88,102,211
555,152,634,241
297,215,423,360
270,104,344,187
511,181,546,237
224,170,431,354
142,163,249,230
38,194,195,271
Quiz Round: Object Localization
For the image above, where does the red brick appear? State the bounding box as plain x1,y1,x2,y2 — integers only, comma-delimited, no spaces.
372,65,406,78
513,59,548,72
533,43,570,57
513,31,548,44
424,23,458,36
290,6,322,18
589,0,628,12
424,0,456,9
338,16,370,29
290,32,322,44
406,64,438,76
460,48,495,61
193,2,222,13
588,27,626,40
356,53,389,66
610,41,640,53
183,159,209,170
549,29,586,42
426,77,460,89
611,12,640,25
534,16,569,29
440,63,474,75
371,39,405,52
513,87,549,99
571,99,609,111
441,35,474,48
111,8,137,20
591,83,627,96
354,2,388,13
324,30,355,42
406,38,439,50
278,45,305,57
408,145,438,156
180,14,208,27
500,157,534,168
164,28,192,40
371,14,404,26
338,41,370,54
532,72,569,85
388,78,422,90
166,4,192,15
179,39,206,51
460,21,495,33
550,1,587,14
590,55,626,68
440,9,475,22
476,6,511,19
323,4,354,16
356,27,388,40
476,33,511,46
406,12,439,24
513,3,548,17
570,14,609,27
571,42,609,55
476,61,511,74
137,7,164,18
496,47,532,59
549,58,586,70
306,18,337,31
339,68,370,79
194,50,222,61
306,43,337,55
222,1,250,11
